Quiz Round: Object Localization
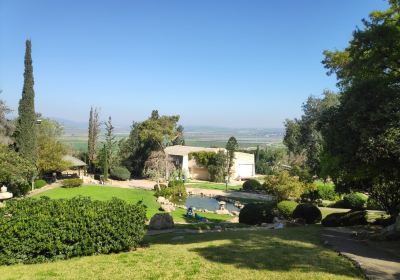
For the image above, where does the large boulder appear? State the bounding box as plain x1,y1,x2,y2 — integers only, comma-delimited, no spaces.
160,204,175,212
380,214,400,240
149,213,174,230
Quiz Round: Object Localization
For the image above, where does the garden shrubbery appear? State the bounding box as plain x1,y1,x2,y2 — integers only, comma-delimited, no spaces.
34,179,47,189
61,178,83,188
110,166,131,180
277,200,298,219
242,179,261,191
342,193,367,210
317,183,337,201
292,203,322,224
155,180,187,203
322,211,368,227
0,197,146,265
239,202,276,225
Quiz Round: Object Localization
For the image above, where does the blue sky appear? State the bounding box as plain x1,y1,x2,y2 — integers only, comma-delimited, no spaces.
0,0,389,128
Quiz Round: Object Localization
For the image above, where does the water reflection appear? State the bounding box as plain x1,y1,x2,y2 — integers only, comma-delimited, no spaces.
182,195,240,212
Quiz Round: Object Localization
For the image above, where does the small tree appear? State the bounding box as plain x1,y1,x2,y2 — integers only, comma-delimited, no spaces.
144,151,175,184
87,107,100,172
226,136,238,181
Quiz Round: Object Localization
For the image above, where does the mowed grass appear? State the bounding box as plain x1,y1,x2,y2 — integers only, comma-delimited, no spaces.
186,182,242,191
33,185,232,223
0,226,362,280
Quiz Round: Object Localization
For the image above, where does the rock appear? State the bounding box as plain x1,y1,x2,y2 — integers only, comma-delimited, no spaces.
149,213,174,230
231,210,240,216
261,223,269,227
293,218,306,226
160,204,175,213
380,214,400,240
157,196,166,203
215,209,230,215
273,217,281,223
214,225,222,230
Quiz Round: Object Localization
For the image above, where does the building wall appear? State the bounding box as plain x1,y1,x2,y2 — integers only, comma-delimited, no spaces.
188,158,210,180
232,152,255,179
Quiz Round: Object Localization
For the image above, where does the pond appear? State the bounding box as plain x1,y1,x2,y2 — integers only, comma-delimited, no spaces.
184,195,240,212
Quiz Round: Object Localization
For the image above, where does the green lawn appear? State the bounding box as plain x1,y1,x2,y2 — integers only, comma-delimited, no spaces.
0,226,362,280
186,182,242,191
33,185,232,223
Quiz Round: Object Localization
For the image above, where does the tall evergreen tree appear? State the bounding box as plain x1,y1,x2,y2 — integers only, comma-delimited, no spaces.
15,40,38,165
226,136,239,181
87,107,100,171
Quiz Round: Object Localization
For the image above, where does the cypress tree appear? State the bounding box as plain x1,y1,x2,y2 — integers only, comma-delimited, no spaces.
16,40,38,165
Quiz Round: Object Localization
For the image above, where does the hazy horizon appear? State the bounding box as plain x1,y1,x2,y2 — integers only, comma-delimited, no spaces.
0,0,389,128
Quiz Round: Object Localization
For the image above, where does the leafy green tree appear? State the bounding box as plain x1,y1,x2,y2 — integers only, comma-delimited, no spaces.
226,136,238,181
172,125,185,145
15,40,38,165
37,118,69,174
0,145,36,196
0,91,13,145
119,112,182,177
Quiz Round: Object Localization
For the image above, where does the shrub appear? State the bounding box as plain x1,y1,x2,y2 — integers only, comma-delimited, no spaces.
110,166,131,181
317,183,338,201
292,203,322,224
34,179,47,189
0,197,146,265
242,179,262,191
263,171,312,201
366,197,384,211
322,211,368,227
277,200,298,219
301,190,320,203
239,202,276,225
61,178,83,188
342,193,367,210
155,180,187,203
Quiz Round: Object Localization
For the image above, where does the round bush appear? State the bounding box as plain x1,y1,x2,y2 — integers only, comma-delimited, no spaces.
239,202,276,225
292,203,322,224
317,183,337,200
242,179,261,192
0,197,146,265
277,200,298,219
342,193,366,210
34,179,47,189
110,166,131,181
61,178,83,188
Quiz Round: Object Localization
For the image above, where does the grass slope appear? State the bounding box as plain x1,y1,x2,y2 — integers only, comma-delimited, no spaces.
33,185,232,223
0,226,362,280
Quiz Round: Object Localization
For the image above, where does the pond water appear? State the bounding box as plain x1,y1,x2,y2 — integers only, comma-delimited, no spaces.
184,195,240,212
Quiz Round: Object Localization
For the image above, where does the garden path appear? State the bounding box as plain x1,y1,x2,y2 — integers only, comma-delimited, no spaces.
322,227,400,280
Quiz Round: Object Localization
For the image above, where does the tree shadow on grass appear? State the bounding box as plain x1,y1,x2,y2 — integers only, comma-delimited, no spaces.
147,226,362,278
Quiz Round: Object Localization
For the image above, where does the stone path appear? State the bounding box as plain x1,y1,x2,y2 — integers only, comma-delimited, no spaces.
322,227,400,280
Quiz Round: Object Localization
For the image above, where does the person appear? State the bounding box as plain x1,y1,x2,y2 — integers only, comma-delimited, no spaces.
186,206,194,217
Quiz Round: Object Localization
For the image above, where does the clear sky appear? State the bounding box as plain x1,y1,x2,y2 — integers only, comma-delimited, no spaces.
0,0,389,128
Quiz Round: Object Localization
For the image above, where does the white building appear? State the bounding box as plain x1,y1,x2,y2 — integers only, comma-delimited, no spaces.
164,145,255,180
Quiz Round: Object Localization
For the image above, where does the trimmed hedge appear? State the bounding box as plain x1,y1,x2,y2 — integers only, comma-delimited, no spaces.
277,200,298,219
61,178,83,188
34,179,47,189
0,197,146,265
239,202,276,225
242,179,262,191
292,203,322,224
342,193,367,210
110,166,131,181
322,211,368,227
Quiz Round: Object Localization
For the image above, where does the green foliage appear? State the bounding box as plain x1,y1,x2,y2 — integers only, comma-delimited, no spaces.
322,211,368,227
316,182,338,201
342,193,366,210
110,166,131,180
191,150,228,182
242,179,262,191
15,40,38,165
0,145,36,196
61,178,83,188
34,179,46,189
87,107,100,171
37,118,69,174
0,197,146,264
277,200,298,219
226,136,238,179
155,180,187,203
321,3,400,213
118,113,182,177
239,202,276,225
0,91,13,145
263,171,313,201
292,203,322,224
254,146,287,175
370,178,400,217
